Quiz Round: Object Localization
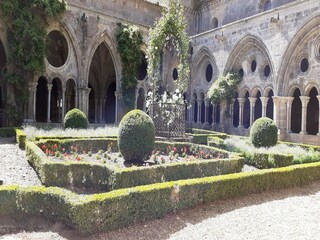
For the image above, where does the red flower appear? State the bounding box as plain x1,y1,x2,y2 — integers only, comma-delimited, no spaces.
41,145,46,150
74,147,78,152
62,148,66,152
70,146,74,150
45,149,49,155
200,150,204,155
77,157,81,161
173,147,177,152
64,153,67,157
184,147,187,153
205,154,210,159
53,144,58,149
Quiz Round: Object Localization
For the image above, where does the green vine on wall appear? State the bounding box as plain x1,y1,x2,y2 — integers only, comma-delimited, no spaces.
116,23,143,110
146,0,190,97
207,72,242,105
0,0,66,124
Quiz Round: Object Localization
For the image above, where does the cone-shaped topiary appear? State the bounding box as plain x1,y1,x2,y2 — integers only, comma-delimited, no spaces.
64,108,88,129
118,110,155,161
250,117,278,148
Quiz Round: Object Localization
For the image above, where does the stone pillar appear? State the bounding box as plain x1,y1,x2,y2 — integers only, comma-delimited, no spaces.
237,98,245,128
204,98,210,124
212,103,216,124
33,83,37,121
191,100,196,123
47,84,53,123
57,91,62,122
197,99,202,124
99,96,105,123
144,94,148,112
299,96,310,135
278,97,288,139
248,97,257,127
115,91,120,123
260,97,269,118
94,97,99,123
62,87,66,121
286,97,294,133
27,82,37,122
74,87,78,109
272,96,280,128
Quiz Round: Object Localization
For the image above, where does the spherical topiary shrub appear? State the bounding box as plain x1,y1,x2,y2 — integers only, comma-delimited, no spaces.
118,109,155,161
64,108,88,129
250,117,278,148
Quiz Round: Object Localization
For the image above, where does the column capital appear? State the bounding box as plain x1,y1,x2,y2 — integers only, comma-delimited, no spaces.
272,96,280,104
260,97,269,104
285,96,294,103
47,83,53,91
299,96,310,107
316,95,320,101
237,97,245,104
248,97,257,104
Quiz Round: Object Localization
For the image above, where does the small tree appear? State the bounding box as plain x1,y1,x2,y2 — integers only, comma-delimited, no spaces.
207,72,241,105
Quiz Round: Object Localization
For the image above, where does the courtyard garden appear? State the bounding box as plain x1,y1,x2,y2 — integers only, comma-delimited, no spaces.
1,0,320,238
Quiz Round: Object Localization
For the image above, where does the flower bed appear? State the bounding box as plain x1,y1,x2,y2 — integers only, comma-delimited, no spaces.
221,136,320,168
25,138,244,192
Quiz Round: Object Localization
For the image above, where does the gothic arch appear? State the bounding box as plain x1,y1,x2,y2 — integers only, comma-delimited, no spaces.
86,30,121,89
223,34,274,76
191,47,218,88
277,15,320,96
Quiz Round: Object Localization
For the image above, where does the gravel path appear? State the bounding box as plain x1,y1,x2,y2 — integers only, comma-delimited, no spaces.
0,137,41,186
2,180,320,239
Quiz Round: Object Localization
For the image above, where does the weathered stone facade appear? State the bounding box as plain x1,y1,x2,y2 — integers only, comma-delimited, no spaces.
0,0,319,144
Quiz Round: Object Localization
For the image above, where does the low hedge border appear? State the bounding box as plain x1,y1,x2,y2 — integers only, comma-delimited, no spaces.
26,139,244,191
2,161,320,235
0,127,17,138
34,135,118,141
15,128,26,149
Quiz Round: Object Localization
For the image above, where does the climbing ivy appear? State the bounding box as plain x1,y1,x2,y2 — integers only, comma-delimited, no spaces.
146,0,190,97
116,23,143,110
0,0,66,124
207,72,242,105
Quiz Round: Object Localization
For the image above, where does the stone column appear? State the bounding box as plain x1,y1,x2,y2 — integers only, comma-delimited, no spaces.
237,98,245,128
317,96,320,136
61,87,66,121
286,97,294,133
115,91,120,123
33,83,37,121
27,82,37,122
299,96,310,135
99,96,105,123
248,97,257,127
212,103,216,124
279,97,288,138
144,94,148,112
260,97,269,118
204,98,210,124
74,87,78,109
272,96,280,128
94,97,99,123
47,84,53,123
197,99,202,124
192,100,196,123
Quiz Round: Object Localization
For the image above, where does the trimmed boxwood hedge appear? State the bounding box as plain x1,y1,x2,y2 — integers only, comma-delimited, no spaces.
16,128,26,149
2,161,320,235
0,127,17,137
26,139,244,191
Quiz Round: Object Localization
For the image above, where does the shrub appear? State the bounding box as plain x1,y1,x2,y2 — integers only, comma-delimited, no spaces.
118,110,155,161
250,117,277,148
64,108,88,129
